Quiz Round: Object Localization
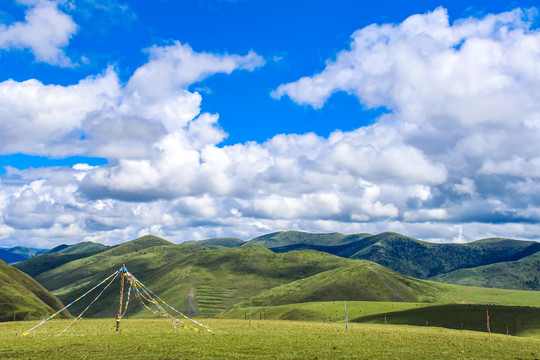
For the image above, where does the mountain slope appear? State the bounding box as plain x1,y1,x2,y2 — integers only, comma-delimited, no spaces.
248,260,540,307
247,231,372,248
25,235,540,319
183,238,245,247
30,242,359,318
431,251,540,290
0,259,69,322
249,231,540,280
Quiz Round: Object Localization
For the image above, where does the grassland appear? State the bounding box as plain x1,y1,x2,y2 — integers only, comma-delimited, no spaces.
223,301,427,322
1,318,540,359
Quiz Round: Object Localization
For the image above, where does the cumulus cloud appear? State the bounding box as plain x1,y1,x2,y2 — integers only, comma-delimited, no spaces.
3,7,540,247
0,0,77,66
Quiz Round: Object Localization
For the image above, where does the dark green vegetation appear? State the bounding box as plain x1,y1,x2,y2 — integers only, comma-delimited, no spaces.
353,304,540,337
188,231,540,289
2,319,540,359
0,259,69,322
432,252,540,290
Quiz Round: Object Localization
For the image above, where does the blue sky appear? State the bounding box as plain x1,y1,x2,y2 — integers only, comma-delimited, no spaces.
1,0,540,247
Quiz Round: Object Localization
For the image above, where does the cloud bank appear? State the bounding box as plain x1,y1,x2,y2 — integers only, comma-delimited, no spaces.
1,7,540,247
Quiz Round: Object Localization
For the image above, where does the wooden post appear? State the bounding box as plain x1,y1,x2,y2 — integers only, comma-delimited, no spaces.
116,264,125,332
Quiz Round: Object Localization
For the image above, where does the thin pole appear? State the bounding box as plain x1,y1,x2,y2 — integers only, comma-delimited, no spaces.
344,301,349,330
116,264,125,332
249,306,252,327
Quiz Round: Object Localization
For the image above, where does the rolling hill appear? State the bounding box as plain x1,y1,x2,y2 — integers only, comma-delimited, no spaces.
186,231,540,282
431,251,540,290
0,259,70,322
183,237,245,248
16,235,540,320
15,241,110,278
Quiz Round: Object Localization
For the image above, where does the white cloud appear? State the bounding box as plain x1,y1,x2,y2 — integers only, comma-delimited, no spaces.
0,0,77,66
3,8,540,247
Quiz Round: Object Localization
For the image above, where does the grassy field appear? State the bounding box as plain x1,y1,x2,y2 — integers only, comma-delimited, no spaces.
223,301,427,322
2,318,540,359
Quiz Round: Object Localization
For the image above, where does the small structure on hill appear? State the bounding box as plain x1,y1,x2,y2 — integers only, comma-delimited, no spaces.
23,264,213,336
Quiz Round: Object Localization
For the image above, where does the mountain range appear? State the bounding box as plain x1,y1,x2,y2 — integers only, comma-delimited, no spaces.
9,234,540,320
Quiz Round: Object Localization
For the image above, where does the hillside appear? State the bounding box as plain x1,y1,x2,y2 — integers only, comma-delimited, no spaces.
248,261,540,307
0,259,69,322
188,231,540,282
183,237,245,247
31,241,357,318
239,231,539,280
20,234,540,320
246,231,372,248
431,251,540,290
41,241,108,256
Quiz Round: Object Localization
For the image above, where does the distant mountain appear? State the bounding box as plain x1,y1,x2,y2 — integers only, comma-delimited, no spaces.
7,246,44,258
247,231,373,248
0,259,70,322
0,249,27,264
431,251,540,290
41,241,108,255
0,246,46,264
14,241,110,278
222,231,539,280
183,237,245,248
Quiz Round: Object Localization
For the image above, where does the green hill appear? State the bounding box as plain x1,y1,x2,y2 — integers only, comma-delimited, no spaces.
248,261,540,307
15,241,111,279
20,234,540,320
330,232,540,278
249,231,540,280
31,242,358,318
247,230,372,248
41,241,108,255
183,237,245,247
431,251,540,290
0,259,70,322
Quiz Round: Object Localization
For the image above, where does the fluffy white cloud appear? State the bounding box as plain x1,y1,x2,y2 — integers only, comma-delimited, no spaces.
3,8,540,247
0,0,77,66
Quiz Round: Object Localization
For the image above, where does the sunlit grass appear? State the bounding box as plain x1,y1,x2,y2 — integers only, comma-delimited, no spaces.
2,318,540,359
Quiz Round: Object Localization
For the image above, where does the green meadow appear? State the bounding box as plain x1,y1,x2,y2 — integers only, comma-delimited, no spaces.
2,318,540,360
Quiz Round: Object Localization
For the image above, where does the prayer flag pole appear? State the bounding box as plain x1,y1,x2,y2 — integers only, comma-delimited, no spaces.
116,264,126,332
